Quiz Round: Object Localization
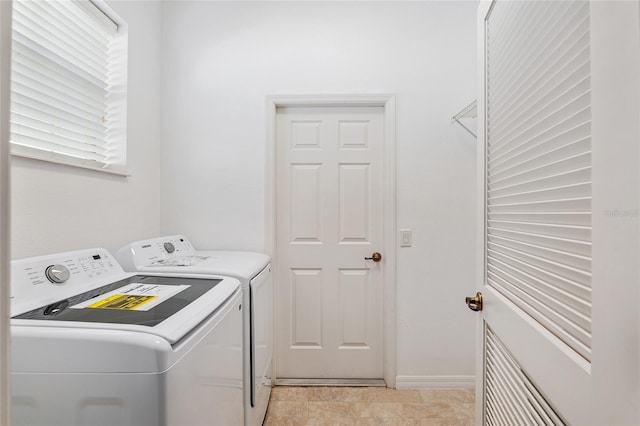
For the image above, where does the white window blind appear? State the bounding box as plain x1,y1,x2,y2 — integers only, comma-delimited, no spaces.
486,1,592,362
10,0,128,174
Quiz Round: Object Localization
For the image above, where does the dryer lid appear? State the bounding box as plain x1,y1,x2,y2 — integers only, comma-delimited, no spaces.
116,236,270,281
137,251,270,282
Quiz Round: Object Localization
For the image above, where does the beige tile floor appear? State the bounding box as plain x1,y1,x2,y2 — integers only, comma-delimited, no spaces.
264,386,475,425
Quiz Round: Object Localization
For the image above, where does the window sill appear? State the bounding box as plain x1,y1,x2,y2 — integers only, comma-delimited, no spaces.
12,152,131,177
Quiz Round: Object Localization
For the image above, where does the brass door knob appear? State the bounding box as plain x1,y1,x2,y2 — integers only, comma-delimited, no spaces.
465,292,483,311
364,252,382,262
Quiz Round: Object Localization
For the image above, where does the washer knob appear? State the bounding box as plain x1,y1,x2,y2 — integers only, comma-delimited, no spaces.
163,242,175,253
45,264,70,284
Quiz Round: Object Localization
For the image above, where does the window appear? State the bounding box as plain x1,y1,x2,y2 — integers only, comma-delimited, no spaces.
10,0,128,174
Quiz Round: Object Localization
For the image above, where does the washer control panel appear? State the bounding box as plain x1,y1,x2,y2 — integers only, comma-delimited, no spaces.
11,248,125,316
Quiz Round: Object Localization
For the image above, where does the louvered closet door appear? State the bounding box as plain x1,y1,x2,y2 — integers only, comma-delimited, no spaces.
476,1,640,425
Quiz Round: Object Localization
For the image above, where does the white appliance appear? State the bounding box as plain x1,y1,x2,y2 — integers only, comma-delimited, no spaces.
116,236,272,426
10,248,244,426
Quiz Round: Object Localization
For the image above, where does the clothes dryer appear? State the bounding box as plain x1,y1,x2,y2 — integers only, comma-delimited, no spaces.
117,235,272,426
10,248,244,426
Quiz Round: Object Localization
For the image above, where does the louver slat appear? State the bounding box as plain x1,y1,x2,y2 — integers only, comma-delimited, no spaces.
485,327,565,425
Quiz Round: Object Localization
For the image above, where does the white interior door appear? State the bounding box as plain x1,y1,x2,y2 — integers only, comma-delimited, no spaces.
276,106,384,380
474,1,640,424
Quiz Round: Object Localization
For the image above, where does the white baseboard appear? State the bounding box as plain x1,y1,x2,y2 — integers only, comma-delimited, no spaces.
395,375,475,389
274,378,386,387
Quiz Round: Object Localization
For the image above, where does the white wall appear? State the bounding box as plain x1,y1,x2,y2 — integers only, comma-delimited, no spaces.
11,1,163,259
161,1,478,381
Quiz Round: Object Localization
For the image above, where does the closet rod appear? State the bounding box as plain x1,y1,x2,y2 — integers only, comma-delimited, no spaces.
451,100,477,139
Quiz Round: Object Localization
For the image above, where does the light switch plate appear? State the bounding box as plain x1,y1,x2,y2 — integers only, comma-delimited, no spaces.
400,229,412,247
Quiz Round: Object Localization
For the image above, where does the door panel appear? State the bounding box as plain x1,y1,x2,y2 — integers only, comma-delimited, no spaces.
291,268,323,348
339,269,370,347
339,164,370,242
276,106,383,379
290,164,322,242
477,1,640,424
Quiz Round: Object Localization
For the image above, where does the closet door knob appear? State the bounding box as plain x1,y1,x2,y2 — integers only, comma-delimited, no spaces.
465,292,483,312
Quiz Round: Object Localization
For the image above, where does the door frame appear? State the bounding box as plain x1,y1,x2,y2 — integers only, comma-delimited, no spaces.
0,1,11,425
265,94,397,387
475,1,491,422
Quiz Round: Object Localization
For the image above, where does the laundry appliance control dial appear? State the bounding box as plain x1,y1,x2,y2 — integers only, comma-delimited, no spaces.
45,264,70,284
163,242,175,253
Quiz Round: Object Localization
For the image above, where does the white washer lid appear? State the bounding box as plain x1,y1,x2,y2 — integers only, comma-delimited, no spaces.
12,275,241,345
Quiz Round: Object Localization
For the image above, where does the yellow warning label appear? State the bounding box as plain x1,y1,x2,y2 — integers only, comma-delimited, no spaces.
87,294,158,310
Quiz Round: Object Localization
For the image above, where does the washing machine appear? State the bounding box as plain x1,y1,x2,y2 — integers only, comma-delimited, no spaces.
10,248,244,426
116,235,272,426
